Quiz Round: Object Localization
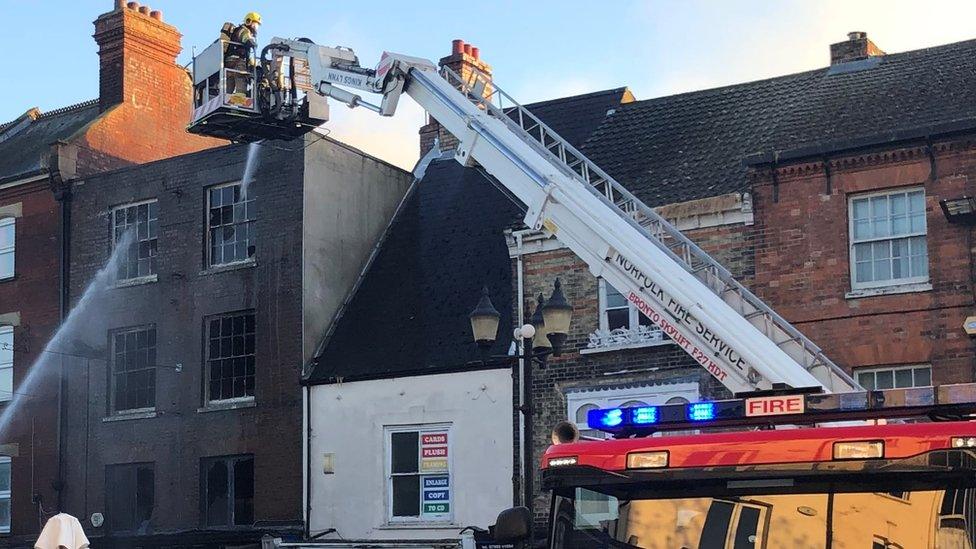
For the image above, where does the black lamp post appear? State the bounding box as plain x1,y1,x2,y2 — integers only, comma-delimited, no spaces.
468,278,573,514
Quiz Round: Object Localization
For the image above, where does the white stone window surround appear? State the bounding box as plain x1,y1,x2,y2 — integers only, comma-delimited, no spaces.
566,381,700,437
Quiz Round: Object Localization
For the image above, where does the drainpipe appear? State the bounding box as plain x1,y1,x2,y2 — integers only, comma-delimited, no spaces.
48,142,74,512
48,141,77,512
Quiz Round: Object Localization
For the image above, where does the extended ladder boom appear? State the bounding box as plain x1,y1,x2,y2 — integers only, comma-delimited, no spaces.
196,39,861,395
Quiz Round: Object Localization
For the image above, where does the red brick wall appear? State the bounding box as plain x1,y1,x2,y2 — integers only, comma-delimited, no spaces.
0,180,63,538
517,218,752,526
78,4,222,175
751,137,976,383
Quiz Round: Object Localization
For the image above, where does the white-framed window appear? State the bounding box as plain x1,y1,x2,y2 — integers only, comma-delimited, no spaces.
112,200,158,281
566,382,699,438
855,364,932,390
385,424,452,524
0,326,12,402
587,279,666,351
0,456,9,533
0,217,13,280
110,326,157,413
599,279,652,332
849,188,928,289
207,183,255,267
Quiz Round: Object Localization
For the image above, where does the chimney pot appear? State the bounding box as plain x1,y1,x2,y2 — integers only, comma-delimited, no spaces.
138,5,150,14
114,0,125,9
452,39,465,55
848,31,867,40
463,44,472,55
126,2,139,9
471,46,479,59
150,9,162,20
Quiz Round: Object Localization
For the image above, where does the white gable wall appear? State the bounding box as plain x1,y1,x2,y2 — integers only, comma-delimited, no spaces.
308,368,513,540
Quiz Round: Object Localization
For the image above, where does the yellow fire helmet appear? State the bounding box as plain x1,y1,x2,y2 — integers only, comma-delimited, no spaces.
245,11,262,25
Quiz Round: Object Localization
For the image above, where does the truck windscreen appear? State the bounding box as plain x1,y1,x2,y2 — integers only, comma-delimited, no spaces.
550,483,976,548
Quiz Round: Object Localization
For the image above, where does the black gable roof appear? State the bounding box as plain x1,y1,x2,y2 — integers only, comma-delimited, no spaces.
581,38,976,207
309,158,522,382
307,88,629,383
0,100,101,184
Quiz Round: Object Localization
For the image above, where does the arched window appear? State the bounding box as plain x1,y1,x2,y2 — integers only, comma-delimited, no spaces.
620,400,648,408
665,396,689,405
575,403,598,425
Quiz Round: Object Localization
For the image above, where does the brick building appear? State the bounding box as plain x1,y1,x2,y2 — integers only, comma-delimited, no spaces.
56,136,408,548
512,32,976,531
0,2,220,542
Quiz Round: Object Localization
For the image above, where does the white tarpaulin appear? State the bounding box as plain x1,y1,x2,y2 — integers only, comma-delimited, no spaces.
34,513,90,549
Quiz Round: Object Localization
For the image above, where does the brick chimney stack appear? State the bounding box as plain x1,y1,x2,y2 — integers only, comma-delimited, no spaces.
93,1,182,112
830,32,885,65
419,39,493,157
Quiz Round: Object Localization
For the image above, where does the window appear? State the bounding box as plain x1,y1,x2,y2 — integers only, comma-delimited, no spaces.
200,455,253,527
110,326,156,412
206,312,255,403
849,188,928,289
0,457,9,533
566,383,699,440
113,200,158,281
856,365,931,390
0,326,12,402
105,463,154,533
386,425,451,523
208,183,255,267
588,280,665,350
600,280,652,332
0,218,12,280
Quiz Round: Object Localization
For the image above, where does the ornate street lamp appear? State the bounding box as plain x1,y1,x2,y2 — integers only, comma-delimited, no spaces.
542,278,573,355
469,286,501,349
467,278,574,513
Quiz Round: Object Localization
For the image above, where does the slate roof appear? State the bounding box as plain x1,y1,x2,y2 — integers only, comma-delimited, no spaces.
581,38,976,207
306,88,628,383
308,37,976,382
0,100,101,184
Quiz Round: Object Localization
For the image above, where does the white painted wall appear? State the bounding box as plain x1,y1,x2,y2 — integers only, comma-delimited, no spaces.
309,368,513,540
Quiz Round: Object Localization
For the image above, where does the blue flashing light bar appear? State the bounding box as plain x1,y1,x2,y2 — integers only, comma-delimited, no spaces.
581,383,976,437
631,406,659,425
687,402,716,421
590,408,624,428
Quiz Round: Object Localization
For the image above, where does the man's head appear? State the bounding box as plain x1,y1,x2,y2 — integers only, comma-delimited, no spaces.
244,11,262,34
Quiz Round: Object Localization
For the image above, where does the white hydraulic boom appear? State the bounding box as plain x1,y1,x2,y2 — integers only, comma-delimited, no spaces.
189,38,861,395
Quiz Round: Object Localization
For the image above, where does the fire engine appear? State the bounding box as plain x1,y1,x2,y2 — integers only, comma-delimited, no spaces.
187,34,976,549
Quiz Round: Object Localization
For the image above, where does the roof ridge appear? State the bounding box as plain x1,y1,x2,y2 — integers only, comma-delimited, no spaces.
36,99,99,120
623,37,976,109
526,86,628,108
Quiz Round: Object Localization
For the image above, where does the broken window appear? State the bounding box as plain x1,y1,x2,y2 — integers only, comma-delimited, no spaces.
105,463,154,533
113,200,158,281
0,218,13,280
206,312,255,402
208,183,255,267
111,326,157,412
200,455,254,527
0,326,11,402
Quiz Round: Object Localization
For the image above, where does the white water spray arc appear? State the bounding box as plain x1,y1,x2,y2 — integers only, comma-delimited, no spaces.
0,231,135,438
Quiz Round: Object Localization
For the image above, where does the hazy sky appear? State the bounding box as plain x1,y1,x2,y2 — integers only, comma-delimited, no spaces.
3,1,975,169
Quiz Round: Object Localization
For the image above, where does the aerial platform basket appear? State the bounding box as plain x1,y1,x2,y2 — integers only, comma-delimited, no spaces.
187,39,328,142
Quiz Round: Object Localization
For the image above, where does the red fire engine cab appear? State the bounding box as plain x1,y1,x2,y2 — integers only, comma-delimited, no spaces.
522,383,976,549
